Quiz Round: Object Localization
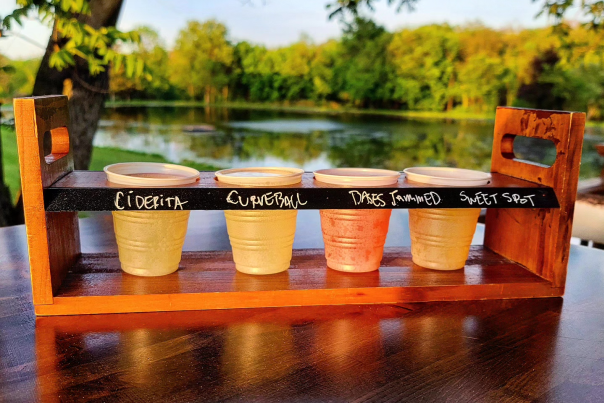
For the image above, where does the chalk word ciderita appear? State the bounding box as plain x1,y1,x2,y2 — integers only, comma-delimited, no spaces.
114,191,189,210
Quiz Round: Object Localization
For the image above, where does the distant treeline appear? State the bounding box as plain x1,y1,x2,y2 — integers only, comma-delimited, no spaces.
3,18,604,119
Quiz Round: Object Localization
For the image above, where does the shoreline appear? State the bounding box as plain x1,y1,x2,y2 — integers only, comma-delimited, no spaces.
103,100,604,127
104,100,496,123
4,100,602,126
0,125,219,199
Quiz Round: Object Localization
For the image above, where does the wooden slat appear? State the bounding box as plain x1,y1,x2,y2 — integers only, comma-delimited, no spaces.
43,171,559,211
485,107,585,289
34,247,560,316
14,96,81,305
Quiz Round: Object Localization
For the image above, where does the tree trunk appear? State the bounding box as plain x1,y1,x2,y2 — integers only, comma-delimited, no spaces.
32,0,124,170
2,0,125,227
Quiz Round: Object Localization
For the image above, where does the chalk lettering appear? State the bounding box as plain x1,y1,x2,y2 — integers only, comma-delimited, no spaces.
387,190,442,207
135,196,145,209
174,197,187,210
226,191,307,209
349,190,387,207
113,192,189,210
115,191,125,210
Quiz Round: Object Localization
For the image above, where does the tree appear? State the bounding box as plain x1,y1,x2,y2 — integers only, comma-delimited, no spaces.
335,17,393,107
0,57,39,99
170,20,234,103
454,25,509,112
310,39,340,101
0,0,144,225
3,0,144,170
110,26,176,100
0,0,601,228
388,24,459,111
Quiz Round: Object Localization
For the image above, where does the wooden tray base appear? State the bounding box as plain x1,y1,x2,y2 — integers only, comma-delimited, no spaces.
35,246,562,316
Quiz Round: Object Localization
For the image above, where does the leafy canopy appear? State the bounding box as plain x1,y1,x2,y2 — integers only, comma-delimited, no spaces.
1,0,147,79
328,0,604,30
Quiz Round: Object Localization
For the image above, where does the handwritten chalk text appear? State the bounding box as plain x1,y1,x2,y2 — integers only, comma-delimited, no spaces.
226,190,308,209
349,190,387,207
389,190,442,207
114,191,188,210
460,191,535,206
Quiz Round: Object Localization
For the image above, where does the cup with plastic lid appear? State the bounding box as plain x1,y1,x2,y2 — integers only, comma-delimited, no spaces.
215,167,304,275
104,162,199,276
314,167,400,273
404,167,491,270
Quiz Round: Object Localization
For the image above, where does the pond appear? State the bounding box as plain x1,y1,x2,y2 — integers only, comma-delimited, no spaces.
96,107,604,178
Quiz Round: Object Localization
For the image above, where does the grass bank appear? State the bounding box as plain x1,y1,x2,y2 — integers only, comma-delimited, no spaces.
1,125,218,200
105,100,497,122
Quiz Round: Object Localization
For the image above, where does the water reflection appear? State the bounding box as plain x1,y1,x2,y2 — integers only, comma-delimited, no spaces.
96,107,604,178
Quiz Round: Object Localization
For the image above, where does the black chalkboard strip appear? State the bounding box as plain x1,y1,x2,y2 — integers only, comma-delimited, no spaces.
43,171,559,212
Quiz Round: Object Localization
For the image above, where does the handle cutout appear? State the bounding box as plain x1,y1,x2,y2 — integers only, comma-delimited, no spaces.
501,134,557,168
43,127,70,164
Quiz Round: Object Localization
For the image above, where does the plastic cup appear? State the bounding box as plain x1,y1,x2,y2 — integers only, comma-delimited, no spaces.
215,167,304,275
314,168,401,272
404,167,491,270
104,162,200,276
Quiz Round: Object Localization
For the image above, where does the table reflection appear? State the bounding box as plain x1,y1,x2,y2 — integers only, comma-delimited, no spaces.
34,298,562,401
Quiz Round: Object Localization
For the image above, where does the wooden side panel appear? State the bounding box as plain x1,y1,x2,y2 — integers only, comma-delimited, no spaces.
484,107,585,289
14,96,81,305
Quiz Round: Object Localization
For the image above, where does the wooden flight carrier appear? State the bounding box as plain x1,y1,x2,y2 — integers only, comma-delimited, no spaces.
14,95,585,316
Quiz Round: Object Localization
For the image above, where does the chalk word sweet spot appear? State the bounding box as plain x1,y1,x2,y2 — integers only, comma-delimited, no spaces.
114,191,189,210
459,191,536,206
226,190,308,209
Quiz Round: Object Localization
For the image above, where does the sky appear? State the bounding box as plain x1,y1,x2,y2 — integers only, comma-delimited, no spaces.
0,0,581,60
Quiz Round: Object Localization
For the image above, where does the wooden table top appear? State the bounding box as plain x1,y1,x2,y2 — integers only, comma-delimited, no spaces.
1,210,604,402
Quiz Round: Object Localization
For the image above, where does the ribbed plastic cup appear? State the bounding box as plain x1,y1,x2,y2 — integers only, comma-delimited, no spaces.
215,167,304,275
314,168,401,273
404,167,491,270
104,162,200,276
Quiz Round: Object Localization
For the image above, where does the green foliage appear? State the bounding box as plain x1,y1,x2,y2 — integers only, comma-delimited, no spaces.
0,57,40,99
110,26,175,100
2,0,144,78
21,16,597,122
0,125,20,200
389,24,459,110
170,20,234,101
535,0,604,30
326,0,418,20
336,18,394,107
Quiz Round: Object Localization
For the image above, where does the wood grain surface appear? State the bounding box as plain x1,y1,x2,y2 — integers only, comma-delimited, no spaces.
1,214,603,402
33,246,560,316
485,107,585,291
